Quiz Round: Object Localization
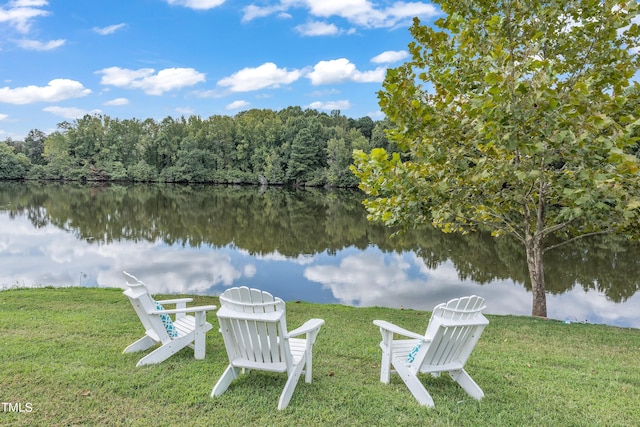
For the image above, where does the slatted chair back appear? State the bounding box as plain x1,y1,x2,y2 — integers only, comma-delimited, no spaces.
217,287,293,373
417,295,487,374
123,275,170,343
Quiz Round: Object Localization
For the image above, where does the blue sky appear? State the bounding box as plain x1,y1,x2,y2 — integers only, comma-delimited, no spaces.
0,0,441,139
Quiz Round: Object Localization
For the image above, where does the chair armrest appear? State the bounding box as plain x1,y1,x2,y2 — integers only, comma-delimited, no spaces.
155,298,193,305
287,318,325,338
151,305,217,315
373,320,426,340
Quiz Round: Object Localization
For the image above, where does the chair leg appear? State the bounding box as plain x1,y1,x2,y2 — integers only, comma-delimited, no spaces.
123,335,155,354
450,369,484,400
135,336,192,367
211,365,241,397
393,361,435,407
379,344,392,384
193,312,207,360
278,358,305,410
304,348,313,383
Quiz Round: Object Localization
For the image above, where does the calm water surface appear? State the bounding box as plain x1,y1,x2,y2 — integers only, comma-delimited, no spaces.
1,181,639,328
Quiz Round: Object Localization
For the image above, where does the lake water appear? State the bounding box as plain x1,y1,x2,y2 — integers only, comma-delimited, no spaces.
1,181,639,328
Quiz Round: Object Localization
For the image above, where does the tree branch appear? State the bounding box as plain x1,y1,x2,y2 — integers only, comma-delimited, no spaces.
544,230,614,253
541,220,572,237
475,209,525,244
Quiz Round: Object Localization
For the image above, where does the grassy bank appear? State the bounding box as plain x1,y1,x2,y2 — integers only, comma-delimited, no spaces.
1,288,639,426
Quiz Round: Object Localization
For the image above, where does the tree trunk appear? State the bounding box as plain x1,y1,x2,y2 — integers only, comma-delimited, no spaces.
525,235,547,318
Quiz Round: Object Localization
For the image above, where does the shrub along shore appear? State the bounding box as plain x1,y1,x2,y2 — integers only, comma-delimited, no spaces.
2,287,639,426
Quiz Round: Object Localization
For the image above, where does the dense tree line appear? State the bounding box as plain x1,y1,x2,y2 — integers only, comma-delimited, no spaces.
0,107,394,187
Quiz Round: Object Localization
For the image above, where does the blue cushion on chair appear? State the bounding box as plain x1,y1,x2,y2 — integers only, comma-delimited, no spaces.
154,300,178,338
407,341,422,363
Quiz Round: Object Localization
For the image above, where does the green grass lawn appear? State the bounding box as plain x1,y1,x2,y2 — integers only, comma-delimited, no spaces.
1,287,639,426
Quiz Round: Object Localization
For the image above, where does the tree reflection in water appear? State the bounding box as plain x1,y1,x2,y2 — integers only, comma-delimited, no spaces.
1,181,639,327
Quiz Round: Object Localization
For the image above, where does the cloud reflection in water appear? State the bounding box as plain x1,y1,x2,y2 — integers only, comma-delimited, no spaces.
303,248,640,328
1,213,639,329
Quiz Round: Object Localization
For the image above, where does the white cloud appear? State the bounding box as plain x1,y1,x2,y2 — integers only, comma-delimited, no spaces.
371,50,408,64
304,251,418,307
193,88,225,99
0,113,8,121
242,0,440,28
103,97,129,106
308,0,439,28
96,67,206,95
166,0,225,10
243,264,256,277
97,67,154,87
367,110,385,120
3,1,64,52
93,23,126,35
0,0,50,33
295,21,339,36
43,106,102,119
307,58,385,85
307,88,340,97
308,100,351,110
141,69,206,94
242,4,286,22
251,249,316,265
226,100,250,110
301,250,528,312
0,79,91,104
15,38,65,50
306,0,377,20
10,1,48,5
384,1,438,24
175,106,195,115
218,62,303,92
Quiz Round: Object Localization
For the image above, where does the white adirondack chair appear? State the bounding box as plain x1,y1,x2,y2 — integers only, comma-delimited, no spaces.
373,295,489,407
211,286,325,410
122,271,217,367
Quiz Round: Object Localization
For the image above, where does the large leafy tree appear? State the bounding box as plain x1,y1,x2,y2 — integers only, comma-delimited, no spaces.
24,129,47,165
352,0,640,317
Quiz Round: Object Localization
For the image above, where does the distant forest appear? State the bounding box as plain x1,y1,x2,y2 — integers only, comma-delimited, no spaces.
0,107,397,187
